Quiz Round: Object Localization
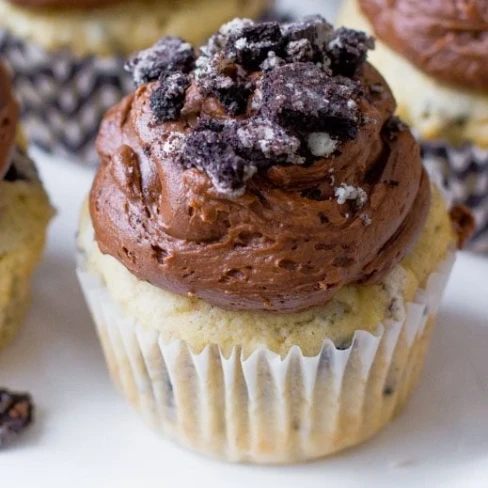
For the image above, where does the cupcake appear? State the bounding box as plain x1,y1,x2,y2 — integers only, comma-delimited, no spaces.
77,17,468,463
339,0,488,251
0,0,272,163
0,62,52,350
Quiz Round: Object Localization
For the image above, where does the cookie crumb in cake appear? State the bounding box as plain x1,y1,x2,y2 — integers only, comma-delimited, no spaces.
0,389,34,448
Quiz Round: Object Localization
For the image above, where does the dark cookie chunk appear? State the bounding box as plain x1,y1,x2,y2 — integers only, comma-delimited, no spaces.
150,72,190,123
126,37,195,86
230,22,285,70
383,116,408,141
179,129,256,195
0,389,34,448
282,15,333,46
262,63,362,140
199,70,253,116
203,18,254,59
260,51,286,72
327,28,374,77
282,15,333,63
285,39,315,63
229,119,304,165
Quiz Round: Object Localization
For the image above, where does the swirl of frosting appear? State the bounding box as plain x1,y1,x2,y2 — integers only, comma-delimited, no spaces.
7,0,121,7
0,62,19,180
358,0,488,91
90,18,431,313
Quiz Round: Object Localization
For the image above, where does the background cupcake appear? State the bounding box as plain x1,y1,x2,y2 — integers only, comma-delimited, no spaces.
0,0,272,163
0,62,52,350
339,0,488,251
77,17,465,463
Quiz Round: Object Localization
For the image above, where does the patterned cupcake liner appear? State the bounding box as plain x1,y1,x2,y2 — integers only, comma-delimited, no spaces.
422,142,488,252
77,252,455,464
0,29,133,164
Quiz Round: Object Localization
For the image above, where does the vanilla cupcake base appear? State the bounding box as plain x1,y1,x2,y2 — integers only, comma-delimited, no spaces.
0,154,52,350
77,250,453,463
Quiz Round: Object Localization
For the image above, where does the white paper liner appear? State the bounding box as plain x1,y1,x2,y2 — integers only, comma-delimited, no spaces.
422,142,488,252
76,253,455,464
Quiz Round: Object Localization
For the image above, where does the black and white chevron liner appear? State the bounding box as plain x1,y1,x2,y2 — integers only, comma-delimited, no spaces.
422,142,488,252
0,29,133,164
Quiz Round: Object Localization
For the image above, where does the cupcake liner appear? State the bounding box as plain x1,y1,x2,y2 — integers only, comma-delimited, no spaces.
422,142,488,252
76,253,455,463
0,29,133,164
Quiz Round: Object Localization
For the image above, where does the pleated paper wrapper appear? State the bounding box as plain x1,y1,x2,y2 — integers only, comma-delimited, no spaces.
77,252,455,464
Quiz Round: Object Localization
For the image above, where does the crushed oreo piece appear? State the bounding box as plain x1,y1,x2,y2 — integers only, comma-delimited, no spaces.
196,18,255,76
260,51,286,72
335,184,368,208
133,16,385,196
150,72,190,123
327,28,374,77
179,129,256,195
262,63,362,140
307,132,338,157
126,37,195,86
0,389,34,448
199,71,253,116
286,39,315,63
282,15,333,51
383,116,408,141
232,119,304,165
230,22,285,70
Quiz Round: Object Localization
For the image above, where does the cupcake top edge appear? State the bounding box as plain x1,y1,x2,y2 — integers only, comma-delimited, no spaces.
90,16,433,313
0,62,19,180
358,0,488,92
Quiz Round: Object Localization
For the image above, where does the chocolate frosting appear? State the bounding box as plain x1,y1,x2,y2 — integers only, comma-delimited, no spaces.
91,18,431,313
358,0,488,91
7,0,121,7
0,62,18,180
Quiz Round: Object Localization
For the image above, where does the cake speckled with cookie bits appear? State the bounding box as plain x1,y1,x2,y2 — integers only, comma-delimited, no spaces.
339,0,488,251
77,16,470,463
0,61,52,351
0,0,273,162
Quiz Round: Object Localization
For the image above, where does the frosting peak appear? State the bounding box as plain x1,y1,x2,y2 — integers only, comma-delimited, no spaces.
358,0,488,91
0,62,19,180
91,17,431,312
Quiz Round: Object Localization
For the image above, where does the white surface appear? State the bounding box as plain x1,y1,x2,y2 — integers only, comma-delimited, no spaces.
1,0,488,485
